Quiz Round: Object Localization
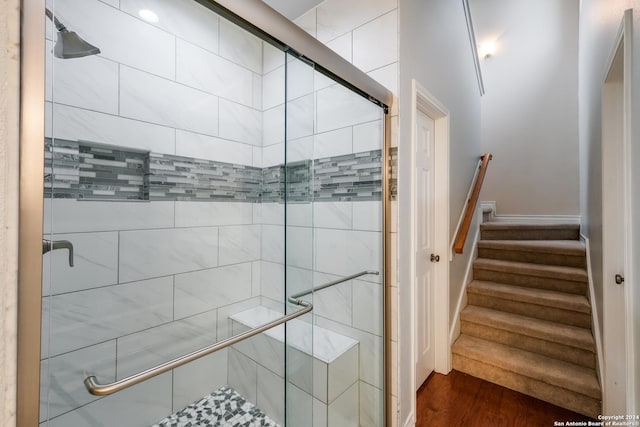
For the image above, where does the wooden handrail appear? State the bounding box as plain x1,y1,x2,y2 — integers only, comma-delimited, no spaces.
454,153,493,254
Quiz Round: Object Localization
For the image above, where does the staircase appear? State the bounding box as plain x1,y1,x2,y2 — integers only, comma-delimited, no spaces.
452,222,602,418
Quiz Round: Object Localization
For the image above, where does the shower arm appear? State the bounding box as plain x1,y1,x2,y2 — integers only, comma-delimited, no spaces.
45,8,68,32
83,269,379,396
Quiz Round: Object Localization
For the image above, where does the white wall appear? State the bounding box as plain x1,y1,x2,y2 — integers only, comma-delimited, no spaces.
472,0,580,216
398,0,482,425
0,0,20,425
578,0,640,413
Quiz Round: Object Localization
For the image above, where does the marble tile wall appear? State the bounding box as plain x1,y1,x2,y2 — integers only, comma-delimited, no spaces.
43,1,390,426
293,1,399,425
42,0,266,425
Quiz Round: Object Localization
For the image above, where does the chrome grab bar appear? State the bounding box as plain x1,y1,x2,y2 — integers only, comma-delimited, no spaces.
84,270,379,396
85,299,312,396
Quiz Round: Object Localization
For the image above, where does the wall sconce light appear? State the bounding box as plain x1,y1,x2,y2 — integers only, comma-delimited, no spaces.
479,41,496,60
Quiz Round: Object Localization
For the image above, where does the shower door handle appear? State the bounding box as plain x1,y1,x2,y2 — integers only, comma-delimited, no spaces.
43,239,74,267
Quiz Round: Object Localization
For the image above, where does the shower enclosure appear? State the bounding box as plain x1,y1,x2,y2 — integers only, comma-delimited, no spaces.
25,0,391,425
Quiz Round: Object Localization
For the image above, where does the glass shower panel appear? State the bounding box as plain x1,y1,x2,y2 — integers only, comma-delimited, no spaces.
284,53,386,425
41,1,289,425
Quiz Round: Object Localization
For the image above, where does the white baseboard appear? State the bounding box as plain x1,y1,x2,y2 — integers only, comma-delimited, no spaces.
449,221,480,345
581,234,604,386
480,201,580,224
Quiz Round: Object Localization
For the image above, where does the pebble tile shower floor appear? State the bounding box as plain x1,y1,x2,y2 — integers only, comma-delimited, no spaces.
153,386,280,427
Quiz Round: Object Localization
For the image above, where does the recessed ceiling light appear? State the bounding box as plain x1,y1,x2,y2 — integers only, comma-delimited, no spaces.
479,41,497,60
138,9,159,23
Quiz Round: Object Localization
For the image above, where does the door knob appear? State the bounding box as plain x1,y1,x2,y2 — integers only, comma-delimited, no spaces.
430,254,440,262
615,274,624,285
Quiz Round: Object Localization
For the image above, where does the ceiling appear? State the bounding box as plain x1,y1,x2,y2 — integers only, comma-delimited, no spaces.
262,0,323,20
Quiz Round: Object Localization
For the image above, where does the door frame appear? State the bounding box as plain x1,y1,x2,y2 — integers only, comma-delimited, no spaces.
17,0,46,425
409,79,451,395
601,9,635,414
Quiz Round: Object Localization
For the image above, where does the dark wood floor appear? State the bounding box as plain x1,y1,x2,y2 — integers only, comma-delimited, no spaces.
417,370,596,427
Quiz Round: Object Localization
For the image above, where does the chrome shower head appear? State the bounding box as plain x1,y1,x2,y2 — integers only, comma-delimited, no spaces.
45,8,101,59
54,30,101,59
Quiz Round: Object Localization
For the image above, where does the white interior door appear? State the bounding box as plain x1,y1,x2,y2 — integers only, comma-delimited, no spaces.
601,17,631,413
415,110,436,388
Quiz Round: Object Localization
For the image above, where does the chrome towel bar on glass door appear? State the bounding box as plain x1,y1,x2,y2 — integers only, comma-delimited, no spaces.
84,270,379,396
287,270,379,304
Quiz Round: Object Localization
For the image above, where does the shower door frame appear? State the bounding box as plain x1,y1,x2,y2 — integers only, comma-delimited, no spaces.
17,0,394,425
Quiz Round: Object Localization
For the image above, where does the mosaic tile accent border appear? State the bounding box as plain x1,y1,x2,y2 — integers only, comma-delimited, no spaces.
148,153,262,202
314,150,382,201
45,138,388,202
389,146,397,201
45,138,148,200
153,385,279,427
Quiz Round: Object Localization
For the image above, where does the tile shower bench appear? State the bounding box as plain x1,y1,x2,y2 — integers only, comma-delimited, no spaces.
230,306,360,426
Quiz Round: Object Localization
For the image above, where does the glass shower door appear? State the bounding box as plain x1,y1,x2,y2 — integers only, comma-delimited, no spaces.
39,1,385,426
283,52,386,426
40,1,292,425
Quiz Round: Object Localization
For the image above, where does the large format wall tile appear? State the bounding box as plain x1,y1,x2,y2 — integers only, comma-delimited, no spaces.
360,381,384,427
353,120,383,153
313,202,353,230
48,277,173,356
315,0,397,43
119,227,219,283
287,226,313,270
51,0,176,79
316,85,381,133
44,200,175,234
40,341,116,421
219,18,263,74
311,272,352,327
352,279,383,335
262,225,284,264
116,310,218,378
175,129,253,166
172,350,228,412
287,94,315,140
176,39,254,107
175,201,253,228
42,231,118,295
287,59,315,101
259,261,284,302
352,10,398,72
46,44,119,114
219,225,261,265
256,365,285,425
50,103,176,154
218,99,262,146
314,228,381,279
228,348,258,403
120,66,219,137
314,127,353,159
352,200,382,231
263,105,285,146
174,263,253,319
120,0,220,54
46,373,173,427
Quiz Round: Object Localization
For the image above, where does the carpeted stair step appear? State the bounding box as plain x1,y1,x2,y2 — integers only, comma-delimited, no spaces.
481,223,580,241
467,280,592,328
460,305,596,368
473,258,588,295
452,335,601,418
477,240,586,268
